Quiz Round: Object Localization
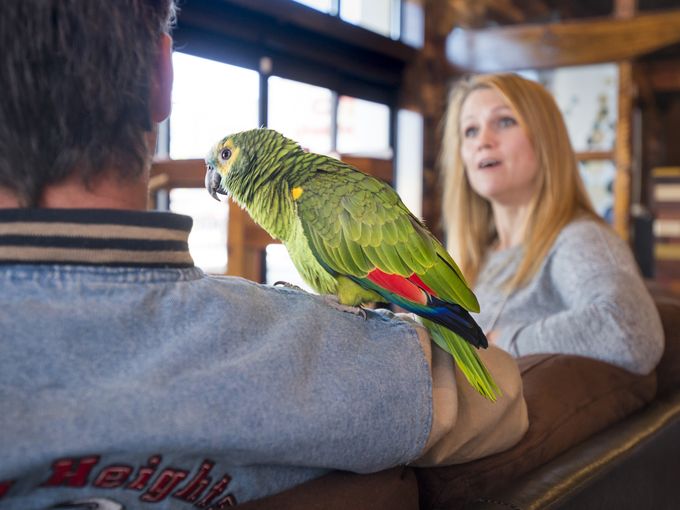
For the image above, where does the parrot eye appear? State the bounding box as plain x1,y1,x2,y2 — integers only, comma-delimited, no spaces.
220,148,232,161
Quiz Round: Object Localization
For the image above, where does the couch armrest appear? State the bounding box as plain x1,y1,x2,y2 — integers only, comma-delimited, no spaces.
466,390,680,509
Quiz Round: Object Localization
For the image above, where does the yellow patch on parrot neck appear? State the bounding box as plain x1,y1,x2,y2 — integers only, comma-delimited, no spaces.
291,187,304,200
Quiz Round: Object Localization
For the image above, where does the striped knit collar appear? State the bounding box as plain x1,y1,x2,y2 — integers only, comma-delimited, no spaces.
0,208,194,268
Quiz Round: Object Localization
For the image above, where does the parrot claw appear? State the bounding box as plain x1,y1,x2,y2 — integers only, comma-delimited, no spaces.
322,296,368,320
273,281,306,292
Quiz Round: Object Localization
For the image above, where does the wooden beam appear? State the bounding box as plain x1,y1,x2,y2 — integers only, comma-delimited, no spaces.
150,158,205,189
446,9,680,72
487,0,527,25
575,151,614,161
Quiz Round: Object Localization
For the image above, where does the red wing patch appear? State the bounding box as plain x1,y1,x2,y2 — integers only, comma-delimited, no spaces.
407,273,437,296
366,268,428,305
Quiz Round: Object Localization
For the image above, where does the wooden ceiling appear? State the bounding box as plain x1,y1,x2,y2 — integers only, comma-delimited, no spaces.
442,0,680,29
433,0,680,72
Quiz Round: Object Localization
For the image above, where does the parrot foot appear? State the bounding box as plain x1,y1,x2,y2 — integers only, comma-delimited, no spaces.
273,281,306,292
322,295,368,320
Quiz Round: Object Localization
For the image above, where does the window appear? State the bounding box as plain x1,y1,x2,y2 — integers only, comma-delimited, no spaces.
579,160,616,223
268,77,334,154
341,0,397,38
549,64,618,223
292,0,424,47
337,96,391,156
549,64,617,153
292,0,334,13
395,109,423,218
401,0,424,48
169,188,229,274
170,52,259,159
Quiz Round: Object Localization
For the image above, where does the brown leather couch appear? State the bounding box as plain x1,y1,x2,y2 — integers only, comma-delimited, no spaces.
242,284,680,510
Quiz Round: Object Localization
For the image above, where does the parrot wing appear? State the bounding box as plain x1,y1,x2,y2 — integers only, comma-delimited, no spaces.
296,161,487,349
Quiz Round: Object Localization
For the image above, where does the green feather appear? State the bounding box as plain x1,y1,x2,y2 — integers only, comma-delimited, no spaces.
425,320,500,401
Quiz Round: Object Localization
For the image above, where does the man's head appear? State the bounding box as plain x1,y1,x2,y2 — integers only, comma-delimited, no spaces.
0,0,176,207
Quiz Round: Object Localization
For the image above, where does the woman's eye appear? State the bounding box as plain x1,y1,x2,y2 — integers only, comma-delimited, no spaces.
220,148,232,161
464,126,478,138
498,116,517,128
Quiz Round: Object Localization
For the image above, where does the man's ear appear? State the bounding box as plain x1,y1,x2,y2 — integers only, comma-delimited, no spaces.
150,33,173,123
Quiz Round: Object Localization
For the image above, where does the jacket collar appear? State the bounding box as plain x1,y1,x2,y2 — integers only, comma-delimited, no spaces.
0,208,194,267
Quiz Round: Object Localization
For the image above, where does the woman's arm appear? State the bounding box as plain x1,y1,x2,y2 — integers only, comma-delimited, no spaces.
497,221,664,374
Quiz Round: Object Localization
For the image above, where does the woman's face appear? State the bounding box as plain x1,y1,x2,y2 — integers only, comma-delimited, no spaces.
459,88,539,207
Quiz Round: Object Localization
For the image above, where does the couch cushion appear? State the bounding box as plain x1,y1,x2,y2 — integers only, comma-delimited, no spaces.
238,466,418,510
647,285,680,395
415,353,657,509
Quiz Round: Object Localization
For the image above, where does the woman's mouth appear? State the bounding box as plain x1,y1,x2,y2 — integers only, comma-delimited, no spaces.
478,158,501,169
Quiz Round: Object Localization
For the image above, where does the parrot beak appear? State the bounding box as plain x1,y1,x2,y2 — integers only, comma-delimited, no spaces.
205,163,228,202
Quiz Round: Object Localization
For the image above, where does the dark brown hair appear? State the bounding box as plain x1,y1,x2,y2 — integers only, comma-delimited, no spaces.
0,0,176,206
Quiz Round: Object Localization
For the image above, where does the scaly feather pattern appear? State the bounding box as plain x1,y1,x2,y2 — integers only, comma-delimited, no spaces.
205,128,500,400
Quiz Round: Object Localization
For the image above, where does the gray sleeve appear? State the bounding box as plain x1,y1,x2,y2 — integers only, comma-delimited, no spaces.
500,221,664,374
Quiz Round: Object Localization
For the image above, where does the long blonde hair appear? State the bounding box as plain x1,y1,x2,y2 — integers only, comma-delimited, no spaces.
441,73,600,291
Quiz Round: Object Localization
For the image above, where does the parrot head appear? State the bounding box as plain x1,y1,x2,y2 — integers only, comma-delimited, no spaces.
204,130,250,202
204,128,302,202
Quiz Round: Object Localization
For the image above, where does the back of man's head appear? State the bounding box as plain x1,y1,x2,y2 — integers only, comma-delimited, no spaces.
0,0,176,207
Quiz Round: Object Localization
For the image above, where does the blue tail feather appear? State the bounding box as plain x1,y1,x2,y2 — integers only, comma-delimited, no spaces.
404,296,488,349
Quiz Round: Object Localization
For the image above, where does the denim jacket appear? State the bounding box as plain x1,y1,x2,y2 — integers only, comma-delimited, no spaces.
0,208,433,509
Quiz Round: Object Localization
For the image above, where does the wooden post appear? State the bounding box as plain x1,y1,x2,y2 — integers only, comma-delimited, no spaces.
613,0,637,240
226,202,272,283
614,61,634,240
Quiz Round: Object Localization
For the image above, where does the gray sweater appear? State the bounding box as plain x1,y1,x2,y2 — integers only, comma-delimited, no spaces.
473,219,664,375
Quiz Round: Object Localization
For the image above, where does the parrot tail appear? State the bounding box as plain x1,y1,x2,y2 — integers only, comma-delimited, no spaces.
424,320,501,402
421,297,488,349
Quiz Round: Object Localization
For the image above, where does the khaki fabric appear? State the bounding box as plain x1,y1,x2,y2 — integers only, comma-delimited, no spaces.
416,343,529,466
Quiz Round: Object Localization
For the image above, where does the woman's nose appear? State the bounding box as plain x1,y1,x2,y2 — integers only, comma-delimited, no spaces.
476,125,495,149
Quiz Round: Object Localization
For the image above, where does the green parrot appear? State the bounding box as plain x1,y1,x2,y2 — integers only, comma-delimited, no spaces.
205,128,499,401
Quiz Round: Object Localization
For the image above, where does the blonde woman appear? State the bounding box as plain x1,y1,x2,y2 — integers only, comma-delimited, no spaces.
441,73,663,375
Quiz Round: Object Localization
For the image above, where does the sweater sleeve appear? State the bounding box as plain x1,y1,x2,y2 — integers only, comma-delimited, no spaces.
499,221,664,375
